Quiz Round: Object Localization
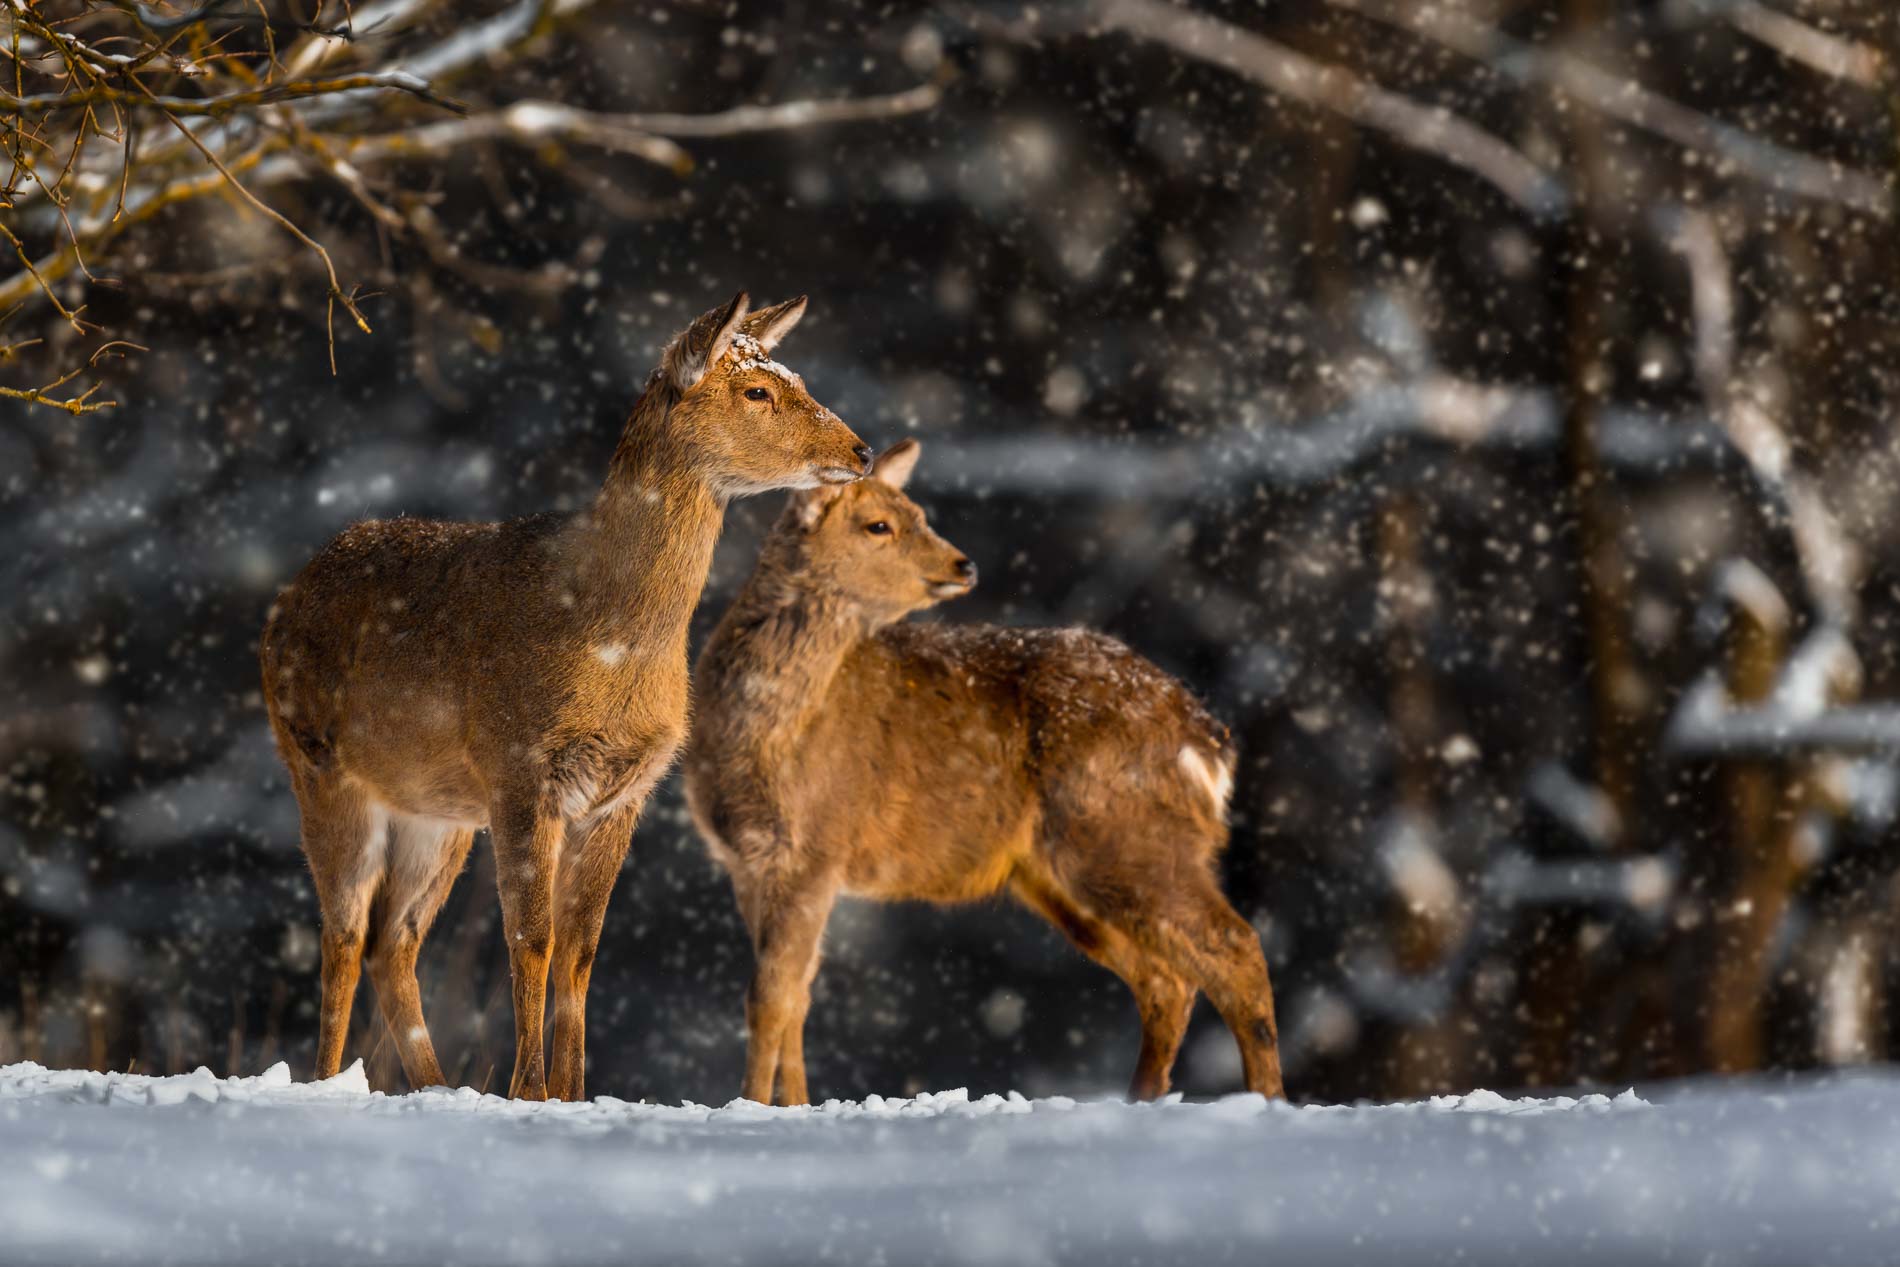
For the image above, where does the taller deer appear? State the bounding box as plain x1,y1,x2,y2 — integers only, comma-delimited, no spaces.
261,293,869,1101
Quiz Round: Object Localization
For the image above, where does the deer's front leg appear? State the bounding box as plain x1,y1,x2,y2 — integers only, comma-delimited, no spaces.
740,870,836,1106
774,929,828,1106
547,803,642,1103
491,791,565,1101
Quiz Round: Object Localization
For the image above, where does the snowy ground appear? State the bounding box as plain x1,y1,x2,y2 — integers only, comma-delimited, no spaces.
3,1062,1897,1266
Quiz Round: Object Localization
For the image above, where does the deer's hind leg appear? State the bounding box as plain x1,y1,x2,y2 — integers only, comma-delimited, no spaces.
1112,868,1282,1100
364,817,474,1089
291,771,388,1081
1043,808,1283,1100
1011,864,1197,1101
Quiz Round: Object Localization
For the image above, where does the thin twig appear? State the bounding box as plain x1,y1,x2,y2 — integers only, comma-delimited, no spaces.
0,364,116,412
133,77,371,367
0,218,89,329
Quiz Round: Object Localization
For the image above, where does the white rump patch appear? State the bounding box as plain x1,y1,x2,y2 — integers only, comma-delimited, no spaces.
1177,745,1234,811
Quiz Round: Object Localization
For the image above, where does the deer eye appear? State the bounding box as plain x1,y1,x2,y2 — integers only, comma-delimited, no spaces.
744,387,771,402
863,520,892,536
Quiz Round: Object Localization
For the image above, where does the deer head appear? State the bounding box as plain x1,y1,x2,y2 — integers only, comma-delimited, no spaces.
779,439,976,621
658,292,871,497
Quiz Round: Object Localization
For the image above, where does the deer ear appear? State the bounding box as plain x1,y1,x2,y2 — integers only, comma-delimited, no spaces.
791,482,844,530
743,295,808,352
871,439,921,490
663,290,750,391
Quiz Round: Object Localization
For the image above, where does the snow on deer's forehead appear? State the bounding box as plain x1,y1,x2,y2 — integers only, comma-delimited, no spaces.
725,332,799,384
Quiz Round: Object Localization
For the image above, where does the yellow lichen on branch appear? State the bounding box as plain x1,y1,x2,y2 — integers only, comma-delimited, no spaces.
0,0,945,411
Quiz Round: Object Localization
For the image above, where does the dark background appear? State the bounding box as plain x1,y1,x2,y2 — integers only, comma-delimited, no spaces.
5,0,1900,1104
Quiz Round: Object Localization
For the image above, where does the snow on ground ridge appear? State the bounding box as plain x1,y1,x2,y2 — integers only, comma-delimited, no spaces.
0,1060,1647,1120
5,1061,1897,1266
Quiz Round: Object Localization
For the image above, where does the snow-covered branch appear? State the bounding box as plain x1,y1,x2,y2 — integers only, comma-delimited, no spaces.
980,0,1568,218
926,378,1788,500
1698,0,1885,90
1666,671,1900,759
1330,0,1890,217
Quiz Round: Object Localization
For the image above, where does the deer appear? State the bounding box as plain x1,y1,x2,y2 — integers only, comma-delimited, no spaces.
260,292,871,1102
682,440,1283,1106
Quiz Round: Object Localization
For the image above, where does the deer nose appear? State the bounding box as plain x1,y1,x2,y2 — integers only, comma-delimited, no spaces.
852,444,874,472
953,557,977,581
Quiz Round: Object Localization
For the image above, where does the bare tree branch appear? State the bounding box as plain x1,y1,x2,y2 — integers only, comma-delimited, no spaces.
0,0,950,411
0,78,943,323
1688,0,1884,90
1331,0,1890,217
0,370,117,412
280,0,441,77
0,318,140,413
338,100,692,173
324,80,947,174
0,69,466,116
132,76,373,350
608,78,945,138
983,0,1569,219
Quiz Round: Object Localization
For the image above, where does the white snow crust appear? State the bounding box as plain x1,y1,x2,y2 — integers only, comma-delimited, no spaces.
2,1062,1896,1265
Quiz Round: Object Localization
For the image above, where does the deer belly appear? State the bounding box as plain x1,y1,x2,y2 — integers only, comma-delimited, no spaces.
336,712,488,824
839,810,1035,904
354,760,488,825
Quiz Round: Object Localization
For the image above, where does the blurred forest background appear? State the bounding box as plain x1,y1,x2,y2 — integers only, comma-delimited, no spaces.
5,0,1900,1105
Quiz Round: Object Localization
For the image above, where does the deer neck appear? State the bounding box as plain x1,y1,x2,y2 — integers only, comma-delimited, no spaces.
705,561,870,742
570,382,726,652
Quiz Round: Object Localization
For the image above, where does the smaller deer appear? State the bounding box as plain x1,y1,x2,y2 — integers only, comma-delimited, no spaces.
684,441,1282,1105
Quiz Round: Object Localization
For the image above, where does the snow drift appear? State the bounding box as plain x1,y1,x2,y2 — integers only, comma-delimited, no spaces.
2,1062,1897,1265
